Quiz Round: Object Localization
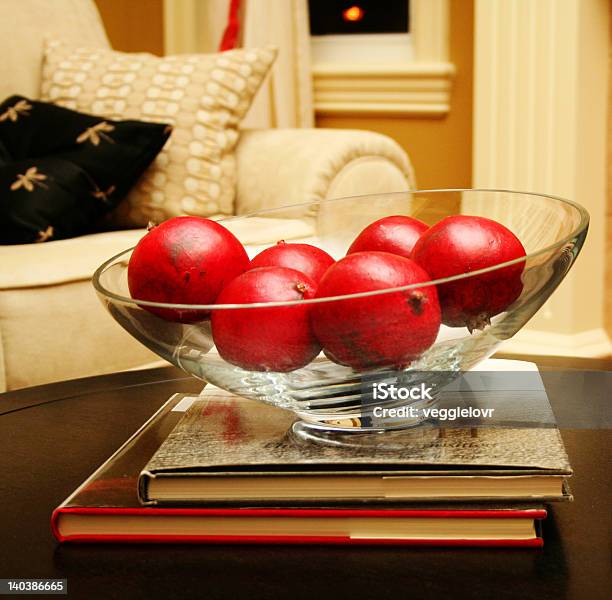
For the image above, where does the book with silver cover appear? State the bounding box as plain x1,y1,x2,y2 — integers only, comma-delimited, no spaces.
139,383,572,505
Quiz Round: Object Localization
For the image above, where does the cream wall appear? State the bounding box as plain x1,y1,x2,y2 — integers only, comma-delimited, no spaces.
606,11,612,344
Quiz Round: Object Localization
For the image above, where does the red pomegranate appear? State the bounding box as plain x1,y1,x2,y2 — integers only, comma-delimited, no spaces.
347,215,429,259
211,266,320,372
249,240,335,283
128,216,249,323
412,215,526,331
311,252,441,370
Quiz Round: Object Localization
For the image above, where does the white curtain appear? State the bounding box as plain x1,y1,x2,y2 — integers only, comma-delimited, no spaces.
164,0,230,54
164,0,314,128
240,0,314,129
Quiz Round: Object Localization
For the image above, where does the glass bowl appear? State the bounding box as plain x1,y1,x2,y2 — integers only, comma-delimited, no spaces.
93,190,588,443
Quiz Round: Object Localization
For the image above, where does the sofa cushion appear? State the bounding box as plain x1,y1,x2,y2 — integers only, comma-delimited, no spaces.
0,95,171,244
0,278,161,391
0,217,315,290
41,40,277,228
0,229,147,289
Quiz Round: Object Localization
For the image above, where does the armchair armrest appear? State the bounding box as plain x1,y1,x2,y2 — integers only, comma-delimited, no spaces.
234,128,415,215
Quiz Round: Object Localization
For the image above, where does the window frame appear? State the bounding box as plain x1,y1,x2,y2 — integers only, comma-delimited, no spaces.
311,0,454,116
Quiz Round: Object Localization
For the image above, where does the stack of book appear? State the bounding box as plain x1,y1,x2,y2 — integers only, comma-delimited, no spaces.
52,361,572,547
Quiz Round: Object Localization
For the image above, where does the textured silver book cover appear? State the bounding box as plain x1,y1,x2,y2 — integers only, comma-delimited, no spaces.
143,389,572,475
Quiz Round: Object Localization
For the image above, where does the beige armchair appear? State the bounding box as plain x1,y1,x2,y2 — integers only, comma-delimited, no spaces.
0,0,415,391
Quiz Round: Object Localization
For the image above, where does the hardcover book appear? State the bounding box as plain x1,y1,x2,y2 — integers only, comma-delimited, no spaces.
139,364,572,505
51,394,547,546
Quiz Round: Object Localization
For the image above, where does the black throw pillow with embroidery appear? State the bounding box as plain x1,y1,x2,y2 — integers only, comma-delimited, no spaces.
0,95,171,244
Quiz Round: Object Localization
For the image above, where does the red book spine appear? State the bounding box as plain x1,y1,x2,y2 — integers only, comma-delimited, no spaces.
51,507,546,547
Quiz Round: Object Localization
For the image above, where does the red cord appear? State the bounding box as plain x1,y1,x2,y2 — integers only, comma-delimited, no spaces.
219,0,242,51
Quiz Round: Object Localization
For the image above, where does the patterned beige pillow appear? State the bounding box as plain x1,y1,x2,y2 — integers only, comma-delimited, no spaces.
41,40,277,227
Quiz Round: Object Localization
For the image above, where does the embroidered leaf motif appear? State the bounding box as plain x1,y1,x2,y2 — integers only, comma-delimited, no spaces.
91,184,116,203
11,167,48,192
0,99,32,123
77,121,115,146
36,225,54,243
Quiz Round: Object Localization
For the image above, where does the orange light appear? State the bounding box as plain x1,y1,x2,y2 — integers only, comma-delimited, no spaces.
342,5,365,22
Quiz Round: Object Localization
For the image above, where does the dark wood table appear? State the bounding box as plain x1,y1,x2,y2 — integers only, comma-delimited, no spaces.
0,358,609,600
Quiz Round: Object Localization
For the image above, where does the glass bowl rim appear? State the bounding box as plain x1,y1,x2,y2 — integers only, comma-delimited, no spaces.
93,188,589,311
